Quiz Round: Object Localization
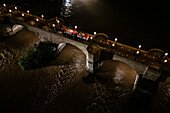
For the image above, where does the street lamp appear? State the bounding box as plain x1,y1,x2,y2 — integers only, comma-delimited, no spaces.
41,15,44,18
160,59,168,70
165,53,168,56
90,37,93,40
75,25,77,30
14,7,17,10
3,4,6,7
27,10,30,14
134,50,140,61
115,38,118,42
164,59,168,63
9,10,12,13
52,24,55,27
36,18,39,21
22,14,24,16
136,50,140,54
138,45,141,49
112,43,115,47
94,32,96,35
163,52,168,61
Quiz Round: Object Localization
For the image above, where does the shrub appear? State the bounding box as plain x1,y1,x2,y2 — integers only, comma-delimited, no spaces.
18,42,57,70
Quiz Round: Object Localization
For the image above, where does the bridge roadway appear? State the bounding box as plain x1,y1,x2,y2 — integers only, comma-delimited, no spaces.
0,5,170,82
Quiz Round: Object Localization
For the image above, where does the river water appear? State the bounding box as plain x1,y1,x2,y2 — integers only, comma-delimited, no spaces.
0,1,170,113
1,0,170,52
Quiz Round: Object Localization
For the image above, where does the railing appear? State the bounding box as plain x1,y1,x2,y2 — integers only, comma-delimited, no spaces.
0,4,169,72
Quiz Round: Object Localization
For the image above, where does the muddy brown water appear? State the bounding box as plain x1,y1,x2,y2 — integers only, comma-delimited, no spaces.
0,29,169,113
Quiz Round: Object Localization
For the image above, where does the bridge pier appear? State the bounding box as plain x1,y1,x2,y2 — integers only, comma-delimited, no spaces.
85,45,101,73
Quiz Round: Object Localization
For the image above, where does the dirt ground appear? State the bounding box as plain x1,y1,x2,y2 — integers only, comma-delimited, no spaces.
0,29,170,113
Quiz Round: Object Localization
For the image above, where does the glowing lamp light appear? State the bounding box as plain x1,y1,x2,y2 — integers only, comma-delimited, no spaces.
75,26,77,29
41,15,44,18
94,32,96,35
22,14,24,16
36,18,39,21
57,20,60,23
15,7,17,10
27,10,30,13
165,53,168,56
9,10,12,13
136,51,139,54
164,59,168,63
138,45,141,49
70,30,73,33
115,38,118,42
52,24,55,27
112,43,115,47
3,4,6,7
90,37,93,40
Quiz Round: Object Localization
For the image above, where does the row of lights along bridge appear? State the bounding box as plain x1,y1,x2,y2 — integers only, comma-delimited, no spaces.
2,4,169,63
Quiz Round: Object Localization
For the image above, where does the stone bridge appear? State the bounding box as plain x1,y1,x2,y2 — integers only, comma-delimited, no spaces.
1,5,170,92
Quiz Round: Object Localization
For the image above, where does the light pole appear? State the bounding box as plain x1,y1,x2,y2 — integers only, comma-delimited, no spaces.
136,50,140,55
114,38,118,46
165,53,168,57
160,59,168,70
164,59,168,63
41,15,44,18
27,10,30,16
3,4,6,7
112,43,115,47
57,20,60,28
114,38,118,48
112,43,115,53
138,45,141,49
52,24,55,27
14,7,18,13
163,53,168,61
27,10,29,14
134,50,140,61
75,25,77,30
115,38,118,42
52,24,56,33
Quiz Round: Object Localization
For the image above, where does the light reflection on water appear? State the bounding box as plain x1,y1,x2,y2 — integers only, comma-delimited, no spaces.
61,0,99,17
61,0,73,17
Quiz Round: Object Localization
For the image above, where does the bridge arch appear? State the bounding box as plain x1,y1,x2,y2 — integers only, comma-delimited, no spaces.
112,54,148,75
15,17,24,21
57,41,88,57
94,33,109,43
99,60,138,83
148,48,165,59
